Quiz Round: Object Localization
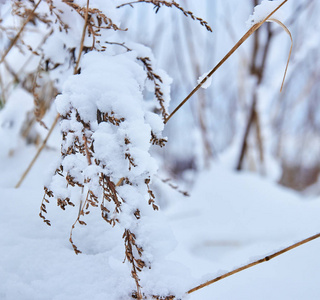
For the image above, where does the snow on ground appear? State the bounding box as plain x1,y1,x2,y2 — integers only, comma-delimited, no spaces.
167,165,320,299
1,146,320,299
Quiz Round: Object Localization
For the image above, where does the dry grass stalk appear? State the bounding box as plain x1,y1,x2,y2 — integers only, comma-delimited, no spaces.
124,228,145,299
117,0,212,32
138,56,169,121
15,113,60,188
164,0,289,124
0,0,42,65
187,232,320,294
68,189,94,255
267,18,292,92
131,294,176,300
160,177,189,197
2,27,54,104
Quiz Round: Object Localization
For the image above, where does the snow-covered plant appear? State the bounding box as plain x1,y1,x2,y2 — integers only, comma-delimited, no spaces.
30,0,211,299
41,48,174,299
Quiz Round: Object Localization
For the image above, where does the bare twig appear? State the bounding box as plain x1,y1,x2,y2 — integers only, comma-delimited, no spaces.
164,0,288,124
0,0,42,65
187,232,320,294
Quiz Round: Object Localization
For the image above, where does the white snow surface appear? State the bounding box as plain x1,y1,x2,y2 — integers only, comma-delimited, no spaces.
1,150,320,299
246,0,284,28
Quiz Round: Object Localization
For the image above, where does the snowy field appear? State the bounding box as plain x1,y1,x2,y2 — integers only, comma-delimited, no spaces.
1,146,320,300
0,1,319,298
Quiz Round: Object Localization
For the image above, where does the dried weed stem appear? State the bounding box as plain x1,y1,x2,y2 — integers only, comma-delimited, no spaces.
117,0,212,32
267,18,292,92
15,113,60,188
187,232,320,294
0,0,42,65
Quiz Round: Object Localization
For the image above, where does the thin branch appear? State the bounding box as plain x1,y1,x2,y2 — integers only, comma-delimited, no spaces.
187,232,320,294
164,0,288,124
0,0,42,65
15,113,60,188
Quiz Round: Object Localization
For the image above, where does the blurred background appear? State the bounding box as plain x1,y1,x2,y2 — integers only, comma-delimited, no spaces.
120,0,320,194
1,0,320,193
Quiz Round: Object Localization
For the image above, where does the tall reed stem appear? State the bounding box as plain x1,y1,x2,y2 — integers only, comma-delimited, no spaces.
188,232,320,294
